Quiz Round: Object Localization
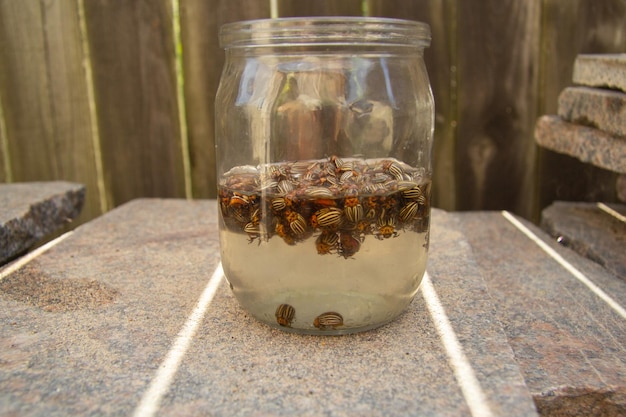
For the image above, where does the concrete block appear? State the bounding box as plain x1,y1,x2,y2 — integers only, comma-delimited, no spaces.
0,182,85,265
573,54,626,93
535,115,626,174
558,86,626,138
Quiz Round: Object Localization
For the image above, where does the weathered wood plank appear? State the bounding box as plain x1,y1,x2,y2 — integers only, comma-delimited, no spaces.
0,1,53,180
1,0,624,220
455,0,541,218
537,0,626,213
179,0,270,199
276,0,363,17
0,0,105,223
0,99,9,183
83,0,187,206
368,0,457,211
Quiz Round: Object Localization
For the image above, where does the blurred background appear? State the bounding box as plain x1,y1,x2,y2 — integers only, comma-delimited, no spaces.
0,0,624,227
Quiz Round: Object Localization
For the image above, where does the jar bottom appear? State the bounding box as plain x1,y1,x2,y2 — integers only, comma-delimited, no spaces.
231,288,418,335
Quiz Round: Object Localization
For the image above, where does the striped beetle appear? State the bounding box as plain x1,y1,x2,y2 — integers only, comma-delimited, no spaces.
401,185,423,201
277,179,295,195
315,231,339,255
313,312,344,329
382,160,405,181
243,221,265,244
285,210,307,236
343,197,363,223
375,213,398,239
275,304,295,327
271,197,287,212
311,207,343,230
303,186,334,199
399,201,419,223
339,170,356,183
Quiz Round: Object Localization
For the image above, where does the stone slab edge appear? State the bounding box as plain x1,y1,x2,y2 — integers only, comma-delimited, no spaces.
540,201,626,281
558,86,626,138
535,115,626,174
0,182,85,265
619,175,626,203
573,54,626,93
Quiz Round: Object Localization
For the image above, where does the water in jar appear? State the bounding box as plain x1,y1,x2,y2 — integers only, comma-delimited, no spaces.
218,156,430,335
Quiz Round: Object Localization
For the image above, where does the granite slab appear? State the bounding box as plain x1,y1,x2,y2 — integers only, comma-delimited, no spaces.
456,212,626,417
573,54,626,93
541,201,626,281
0,199,538,417
0,182,85,265
558,86,626,138
535,115,626,174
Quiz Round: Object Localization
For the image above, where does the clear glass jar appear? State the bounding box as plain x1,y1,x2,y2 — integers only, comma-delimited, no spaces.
216,17,434,334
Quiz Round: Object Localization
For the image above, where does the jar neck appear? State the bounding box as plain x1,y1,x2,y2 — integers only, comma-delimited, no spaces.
220,17,431,51
224,45,426,59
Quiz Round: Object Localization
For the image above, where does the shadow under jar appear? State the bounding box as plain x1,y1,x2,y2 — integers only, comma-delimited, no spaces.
216,17,434,335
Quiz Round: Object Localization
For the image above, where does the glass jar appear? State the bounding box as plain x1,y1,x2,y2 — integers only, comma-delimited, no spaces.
216,17,434,334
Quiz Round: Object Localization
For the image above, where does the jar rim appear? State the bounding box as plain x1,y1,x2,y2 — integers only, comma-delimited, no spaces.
220,17,431,49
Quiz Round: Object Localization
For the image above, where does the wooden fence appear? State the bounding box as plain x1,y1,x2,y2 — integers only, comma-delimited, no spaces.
1,0,625,226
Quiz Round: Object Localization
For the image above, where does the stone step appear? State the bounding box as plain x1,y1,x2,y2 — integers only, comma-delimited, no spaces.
0,182,85,265
573,54,626,93
0,199,538,417
534,115,626,174
456,211,626,416
558,86,626,138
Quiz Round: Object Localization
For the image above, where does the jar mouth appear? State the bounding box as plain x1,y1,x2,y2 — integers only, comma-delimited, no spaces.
220,17,431,49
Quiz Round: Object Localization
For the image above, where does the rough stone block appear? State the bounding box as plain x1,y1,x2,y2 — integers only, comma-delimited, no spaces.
573,54,626,93
0,200,538,416
535,115,626,174
558,86,626,137
0,182,85,265
456,212,626,417
541,201,626,281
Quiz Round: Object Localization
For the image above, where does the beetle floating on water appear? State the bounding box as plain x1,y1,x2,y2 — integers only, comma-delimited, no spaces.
218,156,430,258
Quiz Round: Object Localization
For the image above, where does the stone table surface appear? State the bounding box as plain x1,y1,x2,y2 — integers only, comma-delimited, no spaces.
1,200,625,416
0,182,85,265
0,199,537,417
456,211,626,417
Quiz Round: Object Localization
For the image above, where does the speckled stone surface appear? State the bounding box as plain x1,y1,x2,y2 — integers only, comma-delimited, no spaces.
558,87,626,138
456,212,626,417
573,54,626,93
0,200,538,417
0,182,85,265
541,201,626,281
535,115,626,174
